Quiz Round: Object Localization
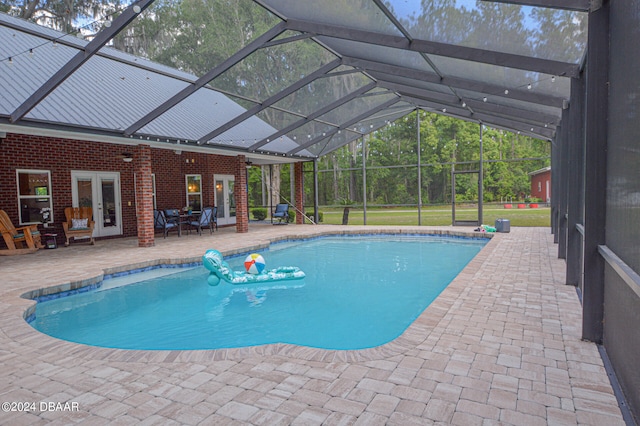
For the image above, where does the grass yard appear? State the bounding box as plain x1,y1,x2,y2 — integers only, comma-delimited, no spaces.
312,205,550,227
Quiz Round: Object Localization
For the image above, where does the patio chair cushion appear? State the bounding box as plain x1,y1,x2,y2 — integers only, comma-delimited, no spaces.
13,230,40,240
71,218,89,229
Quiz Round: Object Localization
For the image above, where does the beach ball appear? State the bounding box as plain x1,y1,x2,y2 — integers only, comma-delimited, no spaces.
244,253,266,275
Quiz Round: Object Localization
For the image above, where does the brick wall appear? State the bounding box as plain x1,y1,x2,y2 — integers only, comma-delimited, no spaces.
151,149,236,212
0,133,246,248
234,156,248,233
0,133,138,247
135,145,154,247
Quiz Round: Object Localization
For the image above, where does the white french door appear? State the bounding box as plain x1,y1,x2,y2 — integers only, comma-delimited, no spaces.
214,174,236,226
71,171,122,238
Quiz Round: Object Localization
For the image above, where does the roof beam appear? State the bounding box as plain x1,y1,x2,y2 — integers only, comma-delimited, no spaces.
475,113,555,139
463,98,559,126
198,58,342,144
480,0,590,12
378,81,460,104
124,21,287,136
343,57,567,108
287,97,401,155
249,82,378,151
262,32,315,48
408,96,555,139
10,0,154,123
387,79,558,127
285,19,581,78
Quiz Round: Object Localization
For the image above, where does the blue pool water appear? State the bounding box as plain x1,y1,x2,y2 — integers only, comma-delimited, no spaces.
30,235,486,350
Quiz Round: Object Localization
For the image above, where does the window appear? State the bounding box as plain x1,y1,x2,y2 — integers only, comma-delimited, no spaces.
538,181,542,192
17,169,53,225
186,174,202,212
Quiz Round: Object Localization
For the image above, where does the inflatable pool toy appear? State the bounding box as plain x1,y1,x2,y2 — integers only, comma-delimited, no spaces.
203,249,305,286
244,253,266,274
474,224,496,233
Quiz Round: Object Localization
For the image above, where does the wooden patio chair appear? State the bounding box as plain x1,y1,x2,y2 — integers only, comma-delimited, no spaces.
0,209,42,254
62,207,95,246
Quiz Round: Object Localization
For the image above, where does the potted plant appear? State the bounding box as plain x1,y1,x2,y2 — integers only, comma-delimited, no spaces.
39,207,51,223
529,197,540,208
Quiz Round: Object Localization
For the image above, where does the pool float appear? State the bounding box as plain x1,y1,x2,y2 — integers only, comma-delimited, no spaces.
474,224,497,233
203,249,305,286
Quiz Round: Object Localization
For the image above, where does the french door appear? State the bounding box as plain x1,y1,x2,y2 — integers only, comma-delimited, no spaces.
71,171,122,238
214,174,236,226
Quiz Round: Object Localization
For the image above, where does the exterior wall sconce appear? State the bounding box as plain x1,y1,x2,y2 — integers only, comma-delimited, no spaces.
121,152,133,162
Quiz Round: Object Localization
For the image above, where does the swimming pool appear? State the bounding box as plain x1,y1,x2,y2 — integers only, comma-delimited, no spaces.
29,235,486,350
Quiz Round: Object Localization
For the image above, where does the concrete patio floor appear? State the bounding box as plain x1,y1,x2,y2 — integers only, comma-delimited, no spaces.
0,224,626,425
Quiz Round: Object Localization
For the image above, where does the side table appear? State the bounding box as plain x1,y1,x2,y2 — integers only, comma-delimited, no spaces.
43,233,58,249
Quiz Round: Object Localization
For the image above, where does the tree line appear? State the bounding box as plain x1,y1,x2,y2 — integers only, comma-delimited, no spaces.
248,110,550,209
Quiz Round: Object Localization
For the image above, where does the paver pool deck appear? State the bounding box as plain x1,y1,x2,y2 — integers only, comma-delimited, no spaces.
0,225,626,425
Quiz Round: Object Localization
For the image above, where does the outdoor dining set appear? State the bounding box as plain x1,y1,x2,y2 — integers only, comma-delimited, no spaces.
153,207,217,238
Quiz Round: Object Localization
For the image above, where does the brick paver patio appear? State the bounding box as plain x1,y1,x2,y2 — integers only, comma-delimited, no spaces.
0,225,625,424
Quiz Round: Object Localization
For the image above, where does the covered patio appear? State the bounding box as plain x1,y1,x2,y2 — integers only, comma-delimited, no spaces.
0,225,626,424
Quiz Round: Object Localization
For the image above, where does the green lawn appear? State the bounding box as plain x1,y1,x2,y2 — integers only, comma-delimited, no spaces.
312,205,550,227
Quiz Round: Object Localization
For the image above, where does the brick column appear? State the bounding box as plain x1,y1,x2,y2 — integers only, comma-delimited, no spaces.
235,155,249,233
294,162,304,224
135,145,155,247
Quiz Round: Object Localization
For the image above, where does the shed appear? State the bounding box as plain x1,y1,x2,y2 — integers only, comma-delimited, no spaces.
529,167,551,203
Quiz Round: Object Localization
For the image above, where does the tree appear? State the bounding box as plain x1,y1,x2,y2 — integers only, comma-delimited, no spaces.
1,0,126,34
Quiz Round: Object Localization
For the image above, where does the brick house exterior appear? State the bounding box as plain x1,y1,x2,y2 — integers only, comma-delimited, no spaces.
0,132,281,248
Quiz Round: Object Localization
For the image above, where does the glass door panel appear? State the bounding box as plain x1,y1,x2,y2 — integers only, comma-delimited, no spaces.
214,174,236,226
228,180,236,218
215,179,226,219
100,178,117,228
76,178,93,208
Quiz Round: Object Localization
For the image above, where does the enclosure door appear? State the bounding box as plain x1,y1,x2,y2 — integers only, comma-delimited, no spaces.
71,171,122,238
214,174,236,226
451,171,481,226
